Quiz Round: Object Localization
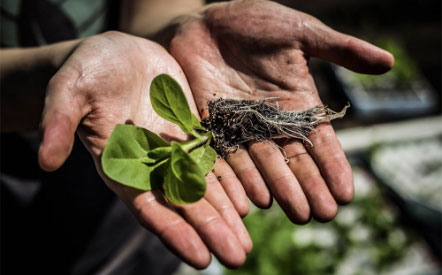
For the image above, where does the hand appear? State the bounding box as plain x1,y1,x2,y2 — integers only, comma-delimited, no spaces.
38,31,251,268
168,0,394,223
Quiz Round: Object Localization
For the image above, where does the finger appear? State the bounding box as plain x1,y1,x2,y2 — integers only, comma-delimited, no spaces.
204,173,252,253
38,75,88,171
213,158,250,217
122,188,211,269
300,15,394,74
248,141,311,224
174,197,246,268
281,139,338,222
226,145,272,208
306,123,354,204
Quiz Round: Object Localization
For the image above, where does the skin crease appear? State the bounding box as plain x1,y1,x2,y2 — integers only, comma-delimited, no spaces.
169,0,394,223
38,31,251,269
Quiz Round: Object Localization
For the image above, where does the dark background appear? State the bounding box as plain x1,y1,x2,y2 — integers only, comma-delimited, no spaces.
280,0,441,127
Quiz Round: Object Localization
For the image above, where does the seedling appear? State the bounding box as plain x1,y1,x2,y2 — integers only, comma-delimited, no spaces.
102,74,348,205
102,74,217,204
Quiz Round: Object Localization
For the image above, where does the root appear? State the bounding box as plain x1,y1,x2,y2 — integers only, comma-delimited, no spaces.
202,98,349,158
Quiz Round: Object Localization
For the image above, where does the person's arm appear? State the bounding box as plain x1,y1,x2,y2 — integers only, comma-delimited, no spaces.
119,0,204,38
0,40,79,132
0,0,203,132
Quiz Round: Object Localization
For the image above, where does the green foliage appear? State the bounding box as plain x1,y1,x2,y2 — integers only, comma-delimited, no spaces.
351,38,420,90
190,143,217,175
225,164,415,275
150,73,198,134
163,142,207,204
102,124,168,190
102,74,216,204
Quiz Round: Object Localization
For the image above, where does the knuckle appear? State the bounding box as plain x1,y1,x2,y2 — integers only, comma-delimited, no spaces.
273,173,296,187
133,198,157,229
249,141,281,161
198,215,222,231
237,167,262,184
216,204,234,216
156,219,185,239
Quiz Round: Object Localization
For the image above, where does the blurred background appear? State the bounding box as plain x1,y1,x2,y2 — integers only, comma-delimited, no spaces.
177,0,442,274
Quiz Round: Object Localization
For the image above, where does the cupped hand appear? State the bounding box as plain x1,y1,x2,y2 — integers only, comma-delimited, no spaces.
38,31,251,269
168,0,394,223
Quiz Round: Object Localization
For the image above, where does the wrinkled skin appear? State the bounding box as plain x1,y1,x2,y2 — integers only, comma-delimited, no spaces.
38,31,251,269
169,0,394,223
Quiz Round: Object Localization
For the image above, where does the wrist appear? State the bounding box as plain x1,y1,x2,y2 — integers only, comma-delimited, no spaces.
120,0,204,38
149,10,204,50
149,2,224,50
43,39,81,70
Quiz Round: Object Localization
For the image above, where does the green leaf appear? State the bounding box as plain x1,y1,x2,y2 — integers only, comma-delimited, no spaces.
102,124,168,190
189,144,217,175
150,74,194,134
163,142,207,204
192,113,203,129
149,159,169,189
147,146,171,160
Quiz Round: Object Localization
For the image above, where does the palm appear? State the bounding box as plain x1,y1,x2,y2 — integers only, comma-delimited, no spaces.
170,0,394,223
66,33,186,157
171,19,318,114
39,32,251,268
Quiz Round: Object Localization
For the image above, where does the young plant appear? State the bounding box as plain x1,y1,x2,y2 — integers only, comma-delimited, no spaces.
102,74,348,204
102,74,217,204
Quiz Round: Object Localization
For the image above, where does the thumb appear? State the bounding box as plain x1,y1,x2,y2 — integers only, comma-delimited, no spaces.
38,76,87,172
301,19,394,74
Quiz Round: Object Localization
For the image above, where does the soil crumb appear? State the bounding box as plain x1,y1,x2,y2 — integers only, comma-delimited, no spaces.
201,98,349,158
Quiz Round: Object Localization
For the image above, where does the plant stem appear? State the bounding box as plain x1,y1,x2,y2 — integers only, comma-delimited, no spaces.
180,134,209,152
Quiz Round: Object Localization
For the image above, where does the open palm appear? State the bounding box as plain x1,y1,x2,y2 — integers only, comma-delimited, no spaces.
169,0,394,223
38,31,251,268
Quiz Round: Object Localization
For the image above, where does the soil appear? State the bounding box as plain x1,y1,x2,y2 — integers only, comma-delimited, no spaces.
201,98,349,158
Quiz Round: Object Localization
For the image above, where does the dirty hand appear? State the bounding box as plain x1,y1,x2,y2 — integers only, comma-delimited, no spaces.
38,31,251,269
168,0,394,223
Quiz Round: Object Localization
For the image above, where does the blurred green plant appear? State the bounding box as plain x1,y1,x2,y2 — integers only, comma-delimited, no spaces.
226,166,415,275
349,38,420,90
